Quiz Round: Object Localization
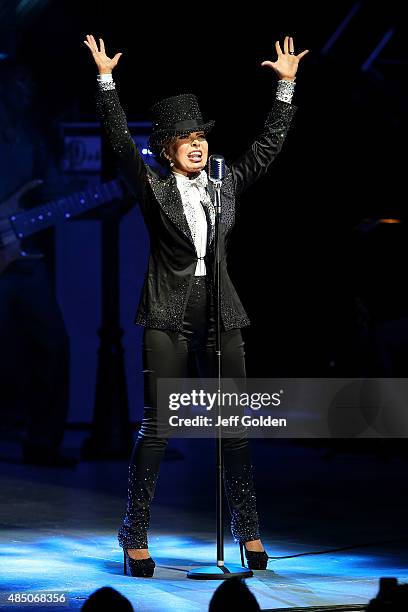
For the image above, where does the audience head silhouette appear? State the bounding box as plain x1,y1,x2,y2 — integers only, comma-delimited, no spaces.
209,577,260,612
81,586,133,611
366,577,408,611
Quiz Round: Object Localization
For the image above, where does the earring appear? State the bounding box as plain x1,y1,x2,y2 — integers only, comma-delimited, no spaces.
169,160,174,167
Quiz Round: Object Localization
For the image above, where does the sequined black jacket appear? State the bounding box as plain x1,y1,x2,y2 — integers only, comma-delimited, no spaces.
96,88,296,331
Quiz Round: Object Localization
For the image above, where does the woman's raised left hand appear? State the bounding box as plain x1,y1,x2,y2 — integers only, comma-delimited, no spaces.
261,36,309,81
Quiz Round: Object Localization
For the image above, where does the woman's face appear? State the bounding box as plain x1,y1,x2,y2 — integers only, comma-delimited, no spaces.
165,131,209,176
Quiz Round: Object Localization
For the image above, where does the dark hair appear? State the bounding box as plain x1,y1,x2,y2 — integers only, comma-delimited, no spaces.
151,136,177,168
151,131,209,169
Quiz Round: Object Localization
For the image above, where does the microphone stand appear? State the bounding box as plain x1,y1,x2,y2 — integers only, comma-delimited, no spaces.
187,157,252,580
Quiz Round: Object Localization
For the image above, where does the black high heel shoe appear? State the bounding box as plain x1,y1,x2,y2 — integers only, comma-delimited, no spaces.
123,549,156,577
239,541,269,570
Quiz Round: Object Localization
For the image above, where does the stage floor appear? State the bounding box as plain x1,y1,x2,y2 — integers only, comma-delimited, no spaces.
0,435,407,611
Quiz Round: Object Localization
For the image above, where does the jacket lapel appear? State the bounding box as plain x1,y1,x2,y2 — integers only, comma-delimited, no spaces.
147,171,217,249
148,173,194,245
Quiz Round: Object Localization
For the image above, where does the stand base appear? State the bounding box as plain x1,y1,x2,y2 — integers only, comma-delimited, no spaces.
187,563,253,580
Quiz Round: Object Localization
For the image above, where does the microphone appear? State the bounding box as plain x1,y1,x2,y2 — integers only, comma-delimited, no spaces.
208,154,225,183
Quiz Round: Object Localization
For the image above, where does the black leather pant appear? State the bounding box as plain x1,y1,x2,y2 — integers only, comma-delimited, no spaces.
118,276,260,549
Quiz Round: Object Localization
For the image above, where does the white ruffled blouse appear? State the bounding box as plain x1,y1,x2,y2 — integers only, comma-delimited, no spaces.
172,169,215,276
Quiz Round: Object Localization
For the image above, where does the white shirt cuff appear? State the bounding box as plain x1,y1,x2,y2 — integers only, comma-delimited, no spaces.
276,79,295,104
97,73,115,90
97,73,113,82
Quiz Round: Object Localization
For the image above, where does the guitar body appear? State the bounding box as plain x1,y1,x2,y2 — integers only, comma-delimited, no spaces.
0,186,27,276
0,178,124,276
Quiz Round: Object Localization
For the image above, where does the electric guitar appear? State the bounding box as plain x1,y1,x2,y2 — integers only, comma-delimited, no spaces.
0,178,124,275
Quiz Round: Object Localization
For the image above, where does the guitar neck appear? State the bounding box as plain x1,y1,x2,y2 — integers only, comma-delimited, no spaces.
9,179,124,238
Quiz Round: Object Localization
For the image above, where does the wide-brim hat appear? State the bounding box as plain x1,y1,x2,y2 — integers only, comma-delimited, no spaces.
148,93,215,154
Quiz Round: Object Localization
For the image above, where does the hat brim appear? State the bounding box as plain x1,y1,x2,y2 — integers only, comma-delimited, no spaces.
148,120,215,154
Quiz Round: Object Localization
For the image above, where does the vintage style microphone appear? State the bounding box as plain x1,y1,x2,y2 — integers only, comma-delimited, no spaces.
187,155,252,580
208,154,225,385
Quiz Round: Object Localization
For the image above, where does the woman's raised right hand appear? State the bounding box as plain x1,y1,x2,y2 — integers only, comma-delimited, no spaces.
83,34,122,75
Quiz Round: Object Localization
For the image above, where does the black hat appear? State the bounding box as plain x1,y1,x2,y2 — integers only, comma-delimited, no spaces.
148,93,215,154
